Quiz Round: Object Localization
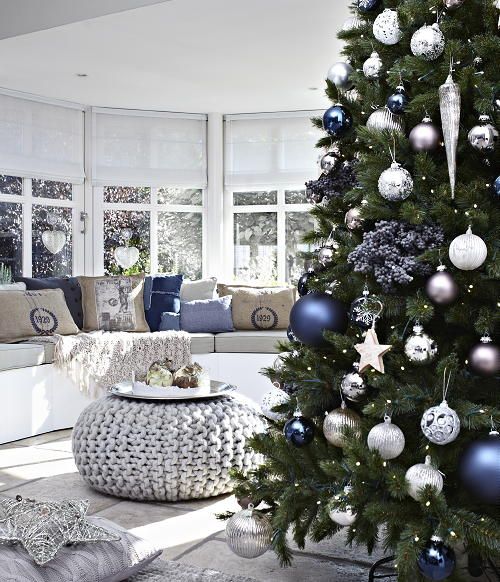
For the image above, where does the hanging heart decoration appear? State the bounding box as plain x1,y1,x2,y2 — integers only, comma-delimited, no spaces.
41,229,66,254
114,245,140,269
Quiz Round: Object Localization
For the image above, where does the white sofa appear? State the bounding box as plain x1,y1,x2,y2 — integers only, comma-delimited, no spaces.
0,330,286,444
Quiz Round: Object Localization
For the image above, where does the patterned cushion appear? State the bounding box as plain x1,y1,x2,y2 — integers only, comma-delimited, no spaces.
180,296,234,333
144,274,183,332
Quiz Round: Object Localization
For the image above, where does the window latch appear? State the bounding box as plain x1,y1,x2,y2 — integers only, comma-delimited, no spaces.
80,211,88,234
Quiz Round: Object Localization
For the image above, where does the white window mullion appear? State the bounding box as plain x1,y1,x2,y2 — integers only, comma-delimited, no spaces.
276,189,286,284
150,189,159,274
23,178,33,277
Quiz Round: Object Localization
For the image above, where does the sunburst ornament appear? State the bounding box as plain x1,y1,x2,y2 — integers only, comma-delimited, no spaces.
355,325,392,374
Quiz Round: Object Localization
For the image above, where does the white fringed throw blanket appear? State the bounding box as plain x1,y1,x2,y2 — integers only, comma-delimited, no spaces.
38,331,191,397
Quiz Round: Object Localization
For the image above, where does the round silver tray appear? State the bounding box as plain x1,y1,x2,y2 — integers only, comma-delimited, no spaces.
109,380,236,401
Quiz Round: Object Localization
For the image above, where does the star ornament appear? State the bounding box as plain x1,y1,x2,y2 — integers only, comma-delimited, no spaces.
355,327,392,373
0,496,119,565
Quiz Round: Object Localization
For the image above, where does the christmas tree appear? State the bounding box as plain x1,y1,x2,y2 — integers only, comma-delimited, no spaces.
230,0,500,579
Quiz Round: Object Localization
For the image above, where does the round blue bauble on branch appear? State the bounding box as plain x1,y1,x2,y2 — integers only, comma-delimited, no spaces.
357,0,381,12
417,537,456,581
386,86,408,114
289,292,348,347
283,415,315,447
459,430,500,505
297,268,315,297
493,175,500,197
323,105,353,139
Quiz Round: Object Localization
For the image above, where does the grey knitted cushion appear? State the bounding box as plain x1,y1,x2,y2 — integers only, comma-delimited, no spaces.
72,395,265,501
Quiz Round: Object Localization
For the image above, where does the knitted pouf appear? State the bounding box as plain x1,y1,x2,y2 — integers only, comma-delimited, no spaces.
72,394,265,501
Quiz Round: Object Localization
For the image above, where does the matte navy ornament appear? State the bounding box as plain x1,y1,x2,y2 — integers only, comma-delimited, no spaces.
459,430,500,505
387,86,408,114
284,414,315,447
493,175,500,196
417,536,456,580
290,292,348,347
357,0,381,12
323,105,353,139
297,268,315,297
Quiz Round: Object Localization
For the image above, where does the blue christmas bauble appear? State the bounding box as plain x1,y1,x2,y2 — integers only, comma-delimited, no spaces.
459,431,500,505
283,416,315,447
493,175,500,197
323,106,353,139
297,269,315,297
289,292,348,347
386,87,408,114
417,537,456,581
357,0,381,12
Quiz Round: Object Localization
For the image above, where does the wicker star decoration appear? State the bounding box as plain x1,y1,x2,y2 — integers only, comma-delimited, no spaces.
0,496,119,565
355,327,392,374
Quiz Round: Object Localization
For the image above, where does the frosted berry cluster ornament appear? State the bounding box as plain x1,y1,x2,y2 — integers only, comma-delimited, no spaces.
323,105,353,139
225,504,273,559
372,9,402,45
448,226,487,270
363,51,383,79
260,388,290,422
425,264,459,305
409,116,441,152
341,362,367,402
349,284,383,330
319,151,341,174
405,456,444,500
367,108,405,134
421,369,460,446
327,62,354,91
345,207,364,230
329,486,357,526
284,409,315,447
323,401,362,448
410,23,445,61
417,536,456,581
468,114,498,152
405,323,438,365
378,162,413,201
387,85,408,115
468,334,500,377
367,415,405,460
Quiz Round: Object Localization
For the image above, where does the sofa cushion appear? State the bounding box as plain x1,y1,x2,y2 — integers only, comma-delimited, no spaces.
181,296,234,333
190,333,215,354
144,274,183,332
0,344,45,372
159,311,181,331
215,330,287,353
180,278,217,302
0,282,26,291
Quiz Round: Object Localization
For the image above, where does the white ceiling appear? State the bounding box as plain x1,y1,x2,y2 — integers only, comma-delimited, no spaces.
0,0,351,114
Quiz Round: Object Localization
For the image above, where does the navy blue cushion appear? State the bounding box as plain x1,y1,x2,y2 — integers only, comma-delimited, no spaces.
159,312,181,331
144,274,183,332
14,276,83,329
180,296,234,333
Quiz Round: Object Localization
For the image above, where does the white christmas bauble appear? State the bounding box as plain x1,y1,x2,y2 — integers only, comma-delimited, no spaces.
405,455,444,500
363,51,383,78
373,9,403,45
410,23,445,61
329,486,356,526
260,388,290,422
448,226,487,270
404,324,438,365
378,162,413,201
41,229,66,254
226,505,273,558
114,245,140,269
367,416,405,460
421,400,460,445
327,62,354,90
367,108,405,134
323,404,362,448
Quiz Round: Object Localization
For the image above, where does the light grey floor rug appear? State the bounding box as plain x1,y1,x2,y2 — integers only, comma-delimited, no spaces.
131,560,260,582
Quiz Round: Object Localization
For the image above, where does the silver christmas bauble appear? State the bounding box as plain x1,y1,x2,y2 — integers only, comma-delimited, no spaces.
319,151,341,174
367,108,405,134
425,266,459,305
329,486,356,526
226,505,273,558
410,23,445,61
443,0,466,8
345,207,364,230
372,9,403,45
272,352,289,373
409,116,441,151
378,162,413,201
448,226,488,270
367,416,405,460
468,115,498,152
318,245,336,266
327,62,354,90
341,364,367,402
363,51,383,79
404,324,438,365
323,404,362,447
421,400,460,445
342,15,364,32
405,455,444,500
468,335,500,377
260,388,290,422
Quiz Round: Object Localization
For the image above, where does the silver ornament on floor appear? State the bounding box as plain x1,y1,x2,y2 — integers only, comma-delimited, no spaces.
318,245,336,267
425,265,459,305
345,207,364,230
260,388,290,422
468,334,500,377
319,151,341,174
443,0,465,8
405,456,444,500
225,504,273,559
342,15,364,32
327,62,354,90
363,51,383,79
367,108,405,134
323,402,362,447
372,9,402,45
448,226,487,270
341,363,367,402
410,23,445,61
468,114,498,152
421,400,460,445
409,116,441,152
439,70,461,198
367,415,405,460
405,323,438,365
378,162,413,201
329,486,356,526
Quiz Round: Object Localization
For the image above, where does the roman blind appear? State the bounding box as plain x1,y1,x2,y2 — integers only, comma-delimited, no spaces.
92,108,208,187
224,111,322,188
0,91,85,183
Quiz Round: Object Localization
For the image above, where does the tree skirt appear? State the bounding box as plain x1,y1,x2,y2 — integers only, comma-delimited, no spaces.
131,560,259,582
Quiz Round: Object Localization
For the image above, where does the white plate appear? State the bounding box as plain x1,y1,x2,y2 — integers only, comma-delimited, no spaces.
109,380,236,401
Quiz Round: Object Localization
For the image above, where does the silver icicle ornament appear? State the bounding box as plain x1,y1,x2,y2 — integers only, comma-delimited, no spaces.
410,23,445,61
439,70,461,198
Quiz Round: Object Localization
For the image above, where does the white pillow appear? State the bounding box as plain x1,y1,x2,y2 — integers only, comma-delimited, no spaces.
0,282,26,291
180,277,217,302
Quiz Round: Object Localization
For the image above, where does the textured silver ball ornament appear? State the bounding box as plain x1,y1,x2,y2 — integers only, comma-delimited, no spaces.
323,403,362,447
367,415,405,460
448,226,488,270
404,324,438,365
327,62,354,90
421,400,460,445
319,151,341,174
318,245,336,267
410,23,445,61
409,116,441,151
363,51,383,79
225,504,273,559
405,456,444,500
367,108,405,134
329,486,357,526
425,266,459,305
260,388,290,422
378,162,413,201
372,9,403,45
341,363,367,402
468,114,499,152
345,207,364,230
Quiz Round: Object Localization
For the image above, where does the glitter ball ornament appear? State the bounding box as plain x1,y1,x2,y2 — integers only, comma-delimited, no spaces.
319,151,341,174
367,415,405,460
260,388,290,422
459,430,500,505
425,265,459,305
345,207,364,230
468,334,500,377
323,105,353,139
329,486,357,526
341,363,367,402
318,245,336,267
410,23,445,61
284,414,315,447
342,15,364,32
378,162,413,201
405,323,438,365
327,62,354,91
406,456,444,500
357,0,381,12
363,51,383,78
323,402,362,447
297,268,315,296
225,504,273,559
421,400,460,445
387,86,408,114
409,116,441,152
373,9,402,45
417,536,456,580
349,285,383,330
367,108,405,134
468,114,498,152
448,226,487,270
